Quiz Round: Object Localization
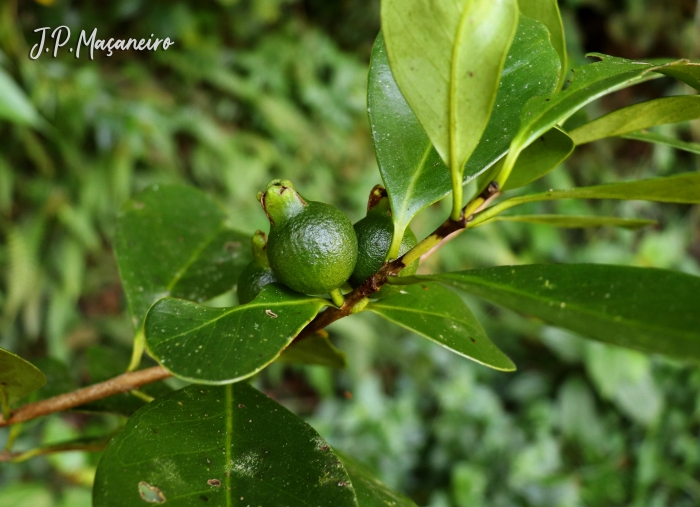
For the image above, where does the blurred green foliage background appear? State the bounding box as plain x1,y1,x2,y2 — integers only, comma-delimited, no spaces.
0,0,699,505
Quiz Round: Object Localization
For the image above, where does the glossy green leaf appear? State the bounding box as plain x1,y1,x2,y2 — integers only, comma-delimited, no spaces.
0,347,46,405
622,130,700,155
0,68,41,127
472,172,700,226
94,382,411,507
409,265,700,360
498,55,687,187
368,19,560,248
116,185,251,328
517,0,567,89
368,283,514,371
336,450,417,507
277,333,347,369
481,214,656,229
569,96,700,145
145,284,326,384
381,0,519,199
502,127,574,190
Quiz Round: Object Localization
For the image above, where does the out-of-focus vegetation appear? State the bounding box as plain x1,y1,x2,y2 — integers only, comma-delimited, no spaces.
0,0,699,505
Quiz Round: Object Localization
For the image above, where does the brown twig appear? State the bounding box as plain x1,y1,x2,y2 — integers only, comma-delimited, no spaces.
0,366,171,427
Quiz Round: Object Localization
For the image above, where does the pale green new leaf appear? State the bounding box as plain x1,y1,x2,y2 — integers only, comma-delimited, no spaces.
381,0,519,202
657,61,700,90
472,172,700,226
497,55,694,187
481,214,656,229
517,0,567,89
407,265,700,361
369,283,514,371
368,18,560,250
623,131,700,155
569,96,700,145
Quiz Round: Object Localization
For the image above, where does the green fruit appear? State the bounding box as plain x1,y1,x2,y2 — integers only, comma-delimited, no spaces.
349,187,419,298
260,179,358,295
237,231,279,304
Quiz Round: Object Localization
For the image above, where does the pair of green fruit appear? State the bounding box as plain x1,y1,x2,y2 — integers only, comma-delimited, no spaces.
237,179,419,304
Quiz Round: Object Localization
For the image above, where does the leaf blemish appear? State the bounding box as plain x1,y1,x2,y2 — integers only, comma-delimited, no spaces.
207,479,221,487
265,309,278,318
138,481,166,503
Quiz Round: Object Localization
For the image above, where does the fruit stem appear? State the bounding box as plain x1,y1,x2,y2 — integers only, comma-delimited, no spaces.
329,288,345,307
350,297,369,314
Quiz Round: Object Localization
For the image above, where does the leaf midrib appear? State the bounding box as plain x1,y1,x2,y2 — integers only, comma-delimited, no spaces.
437,275,697,341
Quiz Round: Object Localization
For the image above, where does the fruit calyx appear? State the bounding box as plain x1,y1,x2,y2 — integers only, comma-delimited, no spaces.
258,179,306,226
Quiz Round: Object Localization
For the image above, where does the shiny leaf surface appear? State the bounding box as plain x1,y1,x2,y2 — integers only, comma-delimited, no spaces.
517,0,567,89
144,284,326,384
368,19,560,244
116,185,251,328
381,0,519,185
414,265,700,360
369,283,514,371
94,383,412,506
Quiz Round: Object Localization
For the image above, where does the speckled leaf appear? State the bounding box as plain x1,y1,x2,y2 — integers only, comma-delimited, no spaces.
368,283,514,371
623,131,700,155
336,450,418,507
116,185,251,328
569,96,700,145
144,284,327,384
93,383,360,507
517,0,567,89
481,214,655,229
381,0,519,194
502,127,574,190
498,55,689,186
368,18,560,246
277,333,347,369
0,347,46,406
415,265,700,360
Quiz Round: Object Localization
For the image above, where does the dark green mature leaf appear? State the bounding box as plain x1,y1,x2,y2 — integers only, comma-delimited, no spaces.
471,172,700,226
497,55,690,186
381,0,519,196
94,383,411,507
277,333,347,369
517,0,567,89
116,185,251,328
409,265,700,360
503,127,574,190
368,19,560,251
369,283,514,371
0,68,41,127
145,284,326,384
569,96,700,145
0,347,46,406
623,131,700,155
336,451,417,507
481,214,656,229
